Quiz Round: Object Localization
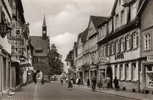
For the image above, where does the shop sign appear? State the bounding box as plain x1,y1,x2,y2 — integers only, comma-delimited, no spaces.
147,56,153,62
115,53,124,60
99,57,109,63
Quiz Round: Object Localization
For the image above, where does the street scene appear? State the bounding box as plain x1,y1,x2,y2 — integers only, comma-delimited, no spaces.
0,81,141,100
0,0,153,100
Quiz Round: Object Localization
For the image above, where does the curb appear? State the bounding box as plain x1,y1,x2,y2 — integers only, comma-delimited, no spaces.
96,90,141,100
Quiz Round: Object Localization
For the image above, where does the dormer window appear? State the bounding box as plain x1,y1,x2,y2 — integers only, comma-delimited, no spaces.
35,49,43,53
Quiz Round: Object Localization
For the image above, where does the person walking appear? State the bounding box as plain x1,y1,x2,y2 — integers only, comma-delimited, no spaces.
36,70,43,85
87,78,90,87
60,78,63,86
33,70,37,84
91,76,97,91
114,76,119,90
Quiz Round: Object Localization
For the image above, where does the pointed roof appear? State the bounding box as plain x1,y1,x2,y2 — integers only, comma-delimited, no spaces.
90,16,108,29
43,16,46,26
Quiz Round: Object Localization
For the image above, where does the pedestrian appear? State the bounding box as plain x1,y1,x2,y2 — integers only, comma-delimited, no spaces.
36,70,43,85
33,70,37,84
91,76,97,91
114,76,119,90
60,78,63,86
87,78,90,87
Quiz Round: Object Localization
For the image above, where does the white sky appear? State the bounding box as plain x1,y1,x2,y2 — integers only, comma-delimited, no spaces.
22,0,115,72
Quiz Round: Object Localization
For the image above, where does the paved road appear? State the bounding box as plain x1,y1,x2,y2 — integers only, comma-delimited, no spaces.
1,82,137,100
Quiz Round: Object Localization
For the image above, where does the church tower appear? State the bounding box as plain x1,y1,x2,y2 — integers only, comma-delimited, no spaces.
42,16,47,39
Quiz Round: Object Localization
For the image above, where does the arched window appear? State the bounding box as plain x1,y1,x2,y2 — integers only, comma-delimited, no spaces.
144,33,152,51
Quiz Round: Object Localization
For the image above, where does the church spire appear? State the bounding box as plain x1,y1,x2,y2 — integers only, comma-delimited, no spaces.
42,16,47,39
43,16,46,27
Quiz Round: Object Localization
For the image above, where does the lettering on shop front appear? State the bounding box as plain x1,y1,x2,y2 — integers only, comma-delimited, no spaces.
115,53,124,60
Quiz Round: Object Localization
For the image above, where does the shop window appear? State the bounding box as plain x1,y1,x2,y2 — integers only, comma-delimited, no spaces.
125,63,130,80
120,64,124,80
131,63,136,81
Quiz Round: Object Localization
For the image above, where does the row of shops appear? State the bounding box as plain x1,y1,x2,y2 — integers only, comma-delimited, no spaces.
69,0,153,93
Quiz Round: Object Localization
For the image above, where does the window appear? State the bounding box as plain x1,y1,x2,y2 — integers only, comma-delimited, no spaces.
116,40,120,53
114,65,118,78
144,33,152,51
116,14,119,28
107,44,110,56
120,37,125,52
131,63,136,81
132,32,139,49
108,20,112,33
105,45,108,57
130,2,137,21
121,10,125,25
126,34,132,51
35,49,43,53
120,64,124,80
125,63,130,80
33,57,38,63
111,42,115,55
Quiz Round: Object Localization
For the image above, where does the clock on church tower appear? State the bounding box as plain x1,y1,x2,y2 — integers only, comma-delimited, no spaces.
42,16,47,39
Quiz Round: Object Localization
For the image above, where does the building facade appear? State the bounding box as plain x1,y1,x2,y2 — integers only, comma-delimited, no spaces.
7,0,30,90
138,0,153,92
74,16,108,85
0,0,12,94
98,0,143,90
73,0,153,92
30,16,50,75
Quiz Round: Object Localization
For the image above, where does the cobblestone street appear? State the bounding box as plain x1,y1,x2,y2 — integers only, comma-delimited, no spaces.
0,82,141,100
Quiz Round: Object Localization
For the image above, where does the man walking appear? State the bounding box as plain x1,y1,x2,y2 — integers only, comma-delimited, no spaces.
91,76,97,91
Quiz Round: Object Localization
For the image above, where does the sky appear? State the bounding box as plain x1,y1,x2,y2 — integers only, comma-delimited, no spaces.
22,0,114,71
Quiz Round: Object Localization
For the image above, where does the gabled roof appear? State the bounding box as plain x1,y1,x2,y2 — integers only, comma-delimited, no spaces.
137,0,149,16
81,28,88,44
30,36,50,57
90,16,108,29
111,0,118,16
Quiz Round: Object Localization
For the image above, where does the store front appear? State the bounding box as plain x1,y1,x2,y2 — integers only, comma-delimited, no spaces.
144,64,153,89
98,64,106,82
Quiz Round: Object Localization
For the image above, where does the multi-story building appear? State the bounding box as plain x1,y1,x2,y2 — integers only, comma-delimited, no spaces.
0,0,12,94
138,0,153,92
74,16,108,85
97,0,145,90
7,0,30,90
65,49,76,79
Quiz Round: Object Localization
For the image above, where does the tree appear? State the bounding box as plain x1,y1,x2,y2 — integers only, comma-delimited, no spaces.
49,44,64,75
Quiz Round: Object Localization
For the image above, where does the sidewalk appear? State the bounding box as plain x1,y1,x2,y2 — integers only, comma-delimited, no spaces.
75,85,153,100
0,83,35,100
